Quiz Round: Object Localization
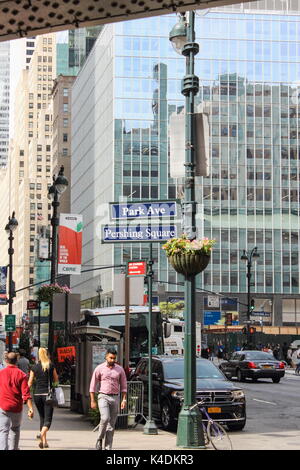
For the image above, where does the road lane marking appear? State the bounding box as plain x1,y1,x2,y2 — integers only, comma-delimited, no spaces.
253,398,277,405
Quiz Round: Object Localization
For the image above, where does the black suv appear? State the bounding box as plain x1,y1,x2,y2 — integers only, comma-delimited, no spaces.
131,356,246,431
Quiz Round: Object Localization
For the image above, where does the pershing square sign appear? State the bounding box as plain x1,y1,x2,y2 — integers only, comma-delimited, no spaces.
102,224,178,242
58,214,83,275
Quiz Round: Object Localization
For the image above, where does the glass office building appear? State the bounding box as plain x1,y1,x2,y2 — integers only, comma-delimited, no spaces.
72,1,300,325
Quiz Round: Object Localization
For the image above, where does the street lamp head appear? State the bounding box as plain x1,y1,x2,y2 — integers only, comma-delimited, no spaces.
48,183,56,201
54,166,68,195
169,13,187,55
252,247,260,262
6,212,18,233
240,250,248,262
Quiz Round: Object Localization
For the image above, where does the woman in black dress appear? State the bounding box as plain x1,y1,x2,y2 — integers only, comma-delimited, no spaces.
28,348,59,449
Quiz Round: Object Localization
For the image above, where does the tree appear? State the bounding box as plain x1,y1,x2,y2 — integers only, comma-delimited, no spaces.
159,301,184,318
18,332,31,359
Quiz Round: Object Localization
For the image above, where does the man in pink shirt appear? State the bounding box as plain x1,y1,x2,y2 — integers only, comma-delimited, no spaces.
90,348,127,450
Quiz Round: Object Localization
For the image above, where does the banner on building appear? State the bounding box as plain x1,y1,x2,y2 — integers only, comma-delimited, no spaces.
58,214,83,275
0,267,7,305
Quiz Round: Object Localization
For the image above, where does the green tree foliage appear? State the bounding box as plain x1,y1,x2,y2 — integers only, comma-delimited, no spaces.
159,301,184,318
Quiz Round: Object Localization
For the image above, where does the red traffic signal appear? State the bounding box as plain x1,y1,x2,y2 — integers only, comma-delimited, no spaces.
242,326,256,334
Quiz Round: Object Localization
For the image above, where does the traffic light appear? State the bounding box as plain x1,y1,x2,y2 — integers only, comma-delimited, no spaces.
242,325,256,334
250,299,255,311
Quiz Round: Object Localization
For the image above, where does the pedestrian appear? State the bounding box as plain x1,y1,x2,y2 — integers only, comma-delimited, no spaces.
282,342,289,362
90,348,127,451
28,347,59,449
287,346,293,367
292,346,300,375
0,352,34,450
0,351,7,370
273,344,280,360
17,349,30,377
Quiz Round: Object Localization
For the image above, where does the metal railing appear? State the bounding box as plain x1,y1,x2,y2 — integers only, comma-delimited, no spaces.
93,381,145,431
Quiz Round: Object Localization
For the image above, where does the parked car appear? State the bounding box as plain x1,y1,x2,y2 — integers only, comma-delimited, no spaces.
130,355,246,431
219,350,285,383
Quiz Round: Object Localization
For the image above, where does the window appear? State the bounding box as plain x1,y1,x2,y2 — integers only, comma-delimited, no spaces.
63,88,68,96
63,103,68,112
63,134,68,142
30,224,35,231
63,118,68,127
62,148,68,156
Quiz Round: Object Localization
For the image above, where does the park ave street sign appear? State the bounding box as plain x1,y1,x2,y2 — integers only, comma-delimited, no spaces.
110,201,177,220
102,224,177,243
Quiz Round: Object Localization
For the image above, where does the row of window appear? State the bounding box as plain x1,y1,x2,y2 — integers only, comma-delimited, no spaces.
212,145,300,160
203,271,300,288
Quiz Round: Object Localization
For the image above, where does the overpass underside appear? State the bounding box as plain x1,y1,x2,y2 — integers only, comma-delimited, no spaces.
0,0,299,43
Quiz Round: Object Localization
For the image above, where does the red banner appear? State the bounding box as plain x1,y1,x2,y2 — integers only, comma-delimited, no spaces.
58,214,82,275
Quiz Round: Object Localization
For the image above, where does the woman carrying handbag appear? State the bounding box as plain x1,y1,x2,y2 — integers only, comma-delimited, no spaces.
28,348,59,449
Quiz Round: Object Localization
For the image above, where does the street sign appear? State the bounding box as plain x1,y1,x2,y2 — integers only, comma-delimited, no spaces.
27,300,40,310
127,261,147,277
110,201,177,220
251,311,270,317
5,314,16,332
207,295,220,308
102,224,177,243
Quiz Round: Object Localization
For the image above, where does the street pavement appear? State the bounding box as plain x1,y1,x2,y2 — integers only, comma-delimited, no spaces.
15,365,300,451
19,407,179,451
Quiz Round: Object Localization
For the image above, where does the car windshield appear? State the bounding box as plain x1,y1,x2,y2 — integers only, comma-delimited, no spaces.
244,352,276,361
163,360,224,380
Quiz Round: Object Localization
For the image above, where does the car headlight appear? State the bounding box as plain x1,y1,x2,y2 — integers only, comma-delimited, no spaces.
171,391,184,399
232,390,245,400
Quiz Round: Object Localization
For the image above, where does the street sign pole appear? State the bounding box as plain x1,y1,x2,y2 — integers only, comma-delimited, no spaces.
144,243,158,435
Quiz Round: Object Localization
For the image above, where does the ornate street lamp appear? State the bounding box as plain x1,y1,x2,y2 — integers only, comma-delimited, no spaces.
241,247,260,348
47,166,68,354
5,211,18,352
169,12,205,449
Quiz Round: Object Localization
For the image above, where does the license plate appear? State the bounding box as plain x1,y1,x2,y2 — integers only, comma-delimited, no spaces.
208,407,221,413
262,365,272,369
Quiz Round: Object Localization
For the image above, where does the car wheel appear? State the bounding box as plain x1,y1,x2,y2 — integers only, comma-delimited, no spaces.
252,377,258,382
236,369,245,382
160,401,176,431
272,377,280,383
227,422,246,432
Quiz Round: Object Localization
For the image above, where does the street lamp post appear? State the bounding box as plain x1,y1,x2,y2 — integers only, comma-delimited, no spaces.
47,166,68,355
96,284,103,308
169,12,205,448
5,212,18,352
241,247,260,348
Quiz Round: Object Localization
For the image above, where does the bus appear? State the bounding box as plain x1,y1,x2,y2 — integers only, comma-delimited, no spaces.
163,318,202,356
80,306,164,366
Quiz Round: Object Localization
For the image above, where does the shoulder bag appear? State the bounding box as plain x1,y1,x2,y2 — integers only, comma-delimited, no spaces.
45,366,58,407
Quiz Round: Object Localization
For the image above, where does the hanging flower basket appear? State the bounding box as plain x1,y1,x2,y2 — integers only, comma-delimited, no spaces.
168,252,211,276
162,235,215,276
36,284,71,303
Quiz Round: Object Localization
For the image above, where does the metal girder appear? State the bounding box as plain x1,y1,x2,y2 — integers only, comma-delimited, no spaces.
0,0,254,42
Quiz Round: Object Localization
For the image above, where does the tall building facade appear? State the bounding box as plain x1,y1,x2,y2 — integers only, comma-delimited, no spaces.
0,41,10,168
71,2,300,326
4,34,56,323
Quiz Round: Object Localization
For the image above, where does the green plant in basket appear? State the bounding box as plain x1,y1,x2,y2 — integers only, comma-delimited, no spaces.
35,283,71,303
162,235,216,276
162,235,215,256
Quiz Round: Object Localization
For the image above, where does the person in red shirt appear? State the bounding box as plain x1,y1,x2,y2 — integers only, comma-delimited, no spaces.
0,352,34,450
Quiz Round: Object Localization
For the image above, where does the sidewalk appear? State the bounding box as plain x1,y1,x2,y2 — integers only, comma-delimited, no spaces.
19,407,178,451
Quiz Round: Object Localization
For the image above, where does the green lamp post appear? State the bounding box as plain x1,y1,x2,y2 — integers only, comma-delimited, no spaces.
169,11,205,448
